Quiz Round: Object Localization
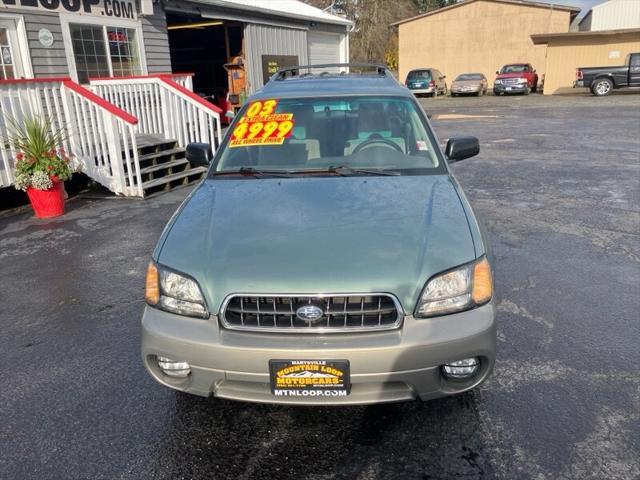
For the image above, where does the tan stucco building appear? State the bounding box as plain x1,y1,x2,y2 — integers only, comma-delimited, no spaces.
392,0,580,89
532,29,640,94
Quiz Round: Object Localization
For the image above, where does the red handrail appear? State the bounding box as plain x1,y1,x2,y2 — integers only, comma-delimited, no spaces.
63,80,138,125
159,76,223,115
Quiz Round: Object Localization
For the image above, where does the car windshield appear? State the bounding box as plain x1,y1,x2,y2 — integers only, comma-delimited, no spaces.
500,65,527,74
456,74,483,81
213,96,442,175
407,70,432,81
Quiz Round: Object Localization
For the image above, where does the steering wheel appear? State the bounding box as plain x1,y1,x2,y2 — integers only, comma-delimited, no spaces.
352,137,403,154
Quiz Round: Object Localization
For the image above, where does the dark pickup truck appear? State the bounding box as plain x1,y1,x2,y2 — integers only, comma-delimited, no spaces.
575,52,640,96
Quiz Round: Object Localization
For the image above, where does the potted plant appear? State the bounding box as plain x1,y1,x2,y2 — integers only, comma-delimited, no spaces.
9,116,73,219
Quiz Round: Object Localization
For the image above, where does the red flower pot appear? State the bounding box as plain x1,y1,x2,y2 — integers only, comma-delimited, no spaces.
26,179,65,218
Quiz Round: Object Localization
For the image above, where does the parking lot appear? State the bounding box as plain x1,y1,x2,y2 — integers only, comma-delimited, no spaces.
1,93,639,480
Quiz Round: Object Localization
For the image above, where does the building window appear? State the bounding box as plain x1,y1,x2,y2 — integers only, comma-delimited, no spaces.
0,28,15,80
107,27,140,77
69,23,141,83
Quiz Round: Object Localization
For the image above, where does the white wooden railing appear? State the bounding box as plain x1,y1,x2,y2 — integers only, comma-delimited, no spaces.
90,74,222,150
0,77,142,196
62,81,142,196
169,73,193,91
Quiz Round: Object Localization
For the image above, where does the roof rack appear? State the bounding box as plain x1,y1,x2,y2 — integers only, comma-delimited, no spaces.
269,63,393,83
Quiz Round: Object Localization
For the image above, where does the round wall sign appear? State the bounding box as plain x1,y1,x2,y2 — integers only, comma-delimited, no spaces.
38,28,54,48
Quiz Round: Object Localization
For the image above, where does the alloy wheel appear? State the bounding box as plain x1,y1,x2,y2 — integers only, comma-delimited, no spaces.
596,80,611,95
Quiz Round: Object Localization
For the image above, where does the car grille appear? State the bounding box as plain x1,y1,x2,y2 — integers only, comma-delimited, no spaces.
220,294,403,333
501,78,519,85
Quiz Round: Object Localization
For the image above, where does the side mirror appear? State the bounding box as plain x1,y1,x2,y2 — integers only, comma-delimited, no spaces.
445,136,479,162
186,142,213,167
533,69,537,73
495,71,499,75
441,75,446,79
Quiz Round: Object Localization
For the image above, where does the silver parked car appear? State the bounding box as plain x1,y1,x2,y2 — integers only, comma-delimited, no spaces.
451,73,488,97
142,64,496,405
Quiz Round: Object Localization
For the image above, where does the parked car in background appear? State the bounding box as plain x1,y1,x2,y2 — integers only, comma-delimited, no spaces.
405,68,448,97
451,73,488,97
142,64,496,406
493,63,538,95
575,52,640,96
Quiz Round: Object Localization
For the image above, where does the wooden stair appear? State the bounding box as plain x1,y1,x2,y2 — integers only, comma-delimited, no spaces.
125,134,207,197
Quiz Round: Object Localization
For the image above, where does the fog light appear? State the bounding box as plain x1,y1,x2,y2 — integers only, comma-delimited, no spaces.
157,356,191,378
442,357,479,379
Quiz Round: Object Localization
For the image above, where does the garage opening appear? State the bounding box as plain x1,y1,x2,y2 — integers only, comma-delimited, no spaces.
166,12,244,116
308,31,342,66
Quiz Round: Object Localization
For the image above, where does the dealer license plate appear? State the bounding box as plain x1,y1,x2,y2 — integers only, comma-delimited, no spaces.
269,360,350,398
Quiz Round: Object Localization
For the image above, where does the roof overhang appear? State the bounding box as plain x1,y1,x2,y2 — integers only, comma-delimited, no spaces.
531,28,640,44
180,0,353,27
390,0,581,27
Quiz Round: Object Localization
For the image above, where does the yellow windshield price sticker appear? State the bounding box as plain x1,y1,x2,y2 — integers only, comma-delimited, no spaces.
230,99,295,147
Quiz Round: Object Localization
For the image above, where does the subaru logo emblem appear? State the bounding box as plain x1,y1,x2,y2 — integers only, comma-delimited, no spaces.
296,305,324,323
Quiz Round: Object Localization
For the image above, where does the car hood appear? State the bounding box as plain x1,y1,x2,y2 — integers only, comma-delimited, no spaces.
157,175,476,314
452,80,482,87
496,73,527,79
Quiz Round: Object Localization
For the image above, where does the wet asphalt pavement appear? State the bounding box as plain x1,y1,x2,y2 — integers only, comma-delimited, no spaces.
1,93,639,480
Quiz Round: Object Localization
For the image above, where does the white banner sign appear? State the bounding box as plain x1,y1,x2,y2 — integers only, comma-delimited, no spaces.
0,0,137,20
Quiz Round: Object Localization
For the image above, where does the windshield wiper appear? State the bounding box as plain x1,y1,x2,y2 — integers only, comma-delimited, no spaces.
327,165,401,176
211,167,294,178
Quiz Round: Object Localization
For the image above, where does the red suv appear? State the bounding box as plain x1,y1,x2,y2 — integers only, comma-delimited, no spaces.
493,63,538,95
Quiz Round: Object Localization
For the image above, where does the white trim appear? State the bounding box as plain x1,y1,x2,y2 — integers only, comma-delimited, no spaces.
59,12,148,83
0,13,34,78
191,0,352,26
340,33,348,63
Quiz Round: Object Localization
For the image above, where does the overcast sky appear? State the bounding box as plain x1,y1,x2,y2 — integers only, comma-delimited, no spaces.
534,0,601,16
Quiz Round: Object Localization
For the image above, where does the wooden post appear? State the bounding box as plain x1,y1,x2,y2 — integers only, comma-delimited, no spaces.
224,24,231,62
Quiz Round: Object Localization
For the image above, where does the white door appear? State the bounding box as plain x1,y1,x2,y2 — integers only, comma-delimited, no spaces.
308,31,342,67
0,18,29,79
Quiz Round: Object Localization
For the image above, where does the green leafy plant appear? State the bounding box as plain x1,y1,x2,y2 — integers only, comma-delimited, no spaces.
7,116,73,191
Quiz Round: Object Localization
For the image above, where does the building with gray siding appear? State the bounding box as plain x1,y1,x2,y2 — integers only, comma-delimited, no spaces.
0,0,351,97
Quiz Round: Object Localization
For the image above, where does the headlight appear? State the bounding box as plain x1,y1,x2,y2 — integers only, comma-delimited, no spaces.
415,257,493,317
145,262,208,318
518,78,528,84
494,80,502,84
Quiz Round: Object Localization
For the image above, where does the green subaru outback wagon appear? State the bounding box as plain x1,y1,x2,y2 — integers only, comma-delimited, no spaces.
142,64,495,405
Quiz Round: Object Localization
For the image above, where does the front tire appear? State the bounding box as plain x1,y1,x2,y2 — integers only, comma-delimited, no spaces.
592,78,613,96
531,84,538,93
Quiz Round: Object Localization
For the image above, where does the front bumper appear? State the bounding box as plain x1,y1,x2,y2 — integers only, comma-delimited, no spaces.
493,83,528,94
141,303,496,405
452,87,481,94
574,80,584,88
